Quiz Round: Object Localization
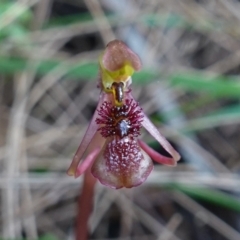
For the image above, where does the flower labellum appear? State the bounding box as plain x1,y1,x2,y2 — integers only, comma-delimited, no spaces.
67,40,180,189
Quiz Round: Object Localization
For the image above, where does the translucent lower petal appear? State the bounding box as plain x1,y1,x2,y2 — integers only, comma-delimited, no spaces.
67,92,110,176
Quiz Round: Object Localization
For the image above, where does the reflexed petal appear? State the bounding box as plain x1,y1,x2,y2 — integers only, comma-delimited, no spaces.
67,92,110,176
91,136,153,189
125,92,180,164
75,147,102,177
138,140,176,166
141,114,180,163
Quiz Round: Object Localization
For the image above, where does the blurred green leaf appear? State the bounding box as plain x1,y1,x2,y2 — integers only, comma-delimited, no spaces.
134,70,159,83
209,104,240,118
0,2,31,41
39,233,58,240
176,104,240,133
0,24,28,41
143,13,187,29
68,62,98,79
168,184,240,212
46,12,115,28
0,2,32,24
0,233,58,240
0,57,159,82
0,57,98,78
2,56,240,100
46,13,93,28
170,72,240,98
0,57,26,73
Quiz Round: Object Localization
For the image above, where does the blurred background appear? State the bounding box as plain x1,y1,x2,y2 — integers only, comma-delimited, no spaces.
1,0,240,239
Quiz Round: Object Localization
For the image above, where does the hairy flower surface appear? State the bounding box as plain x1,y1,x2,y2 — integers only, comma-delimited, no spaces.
96,99,143,138
67,40,180,189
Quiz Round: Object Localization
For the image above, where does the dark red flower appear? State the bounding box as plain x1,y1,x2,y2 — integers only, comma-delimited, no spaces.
67,40,180,189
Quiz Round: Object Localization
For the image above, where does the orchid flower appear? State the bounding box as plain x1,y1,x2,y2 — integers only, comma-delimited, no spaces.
67,40,180,189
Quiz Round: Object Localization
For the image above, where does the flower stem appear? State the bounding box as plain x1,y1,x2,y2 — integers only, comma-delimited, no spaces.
76,169,96,240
